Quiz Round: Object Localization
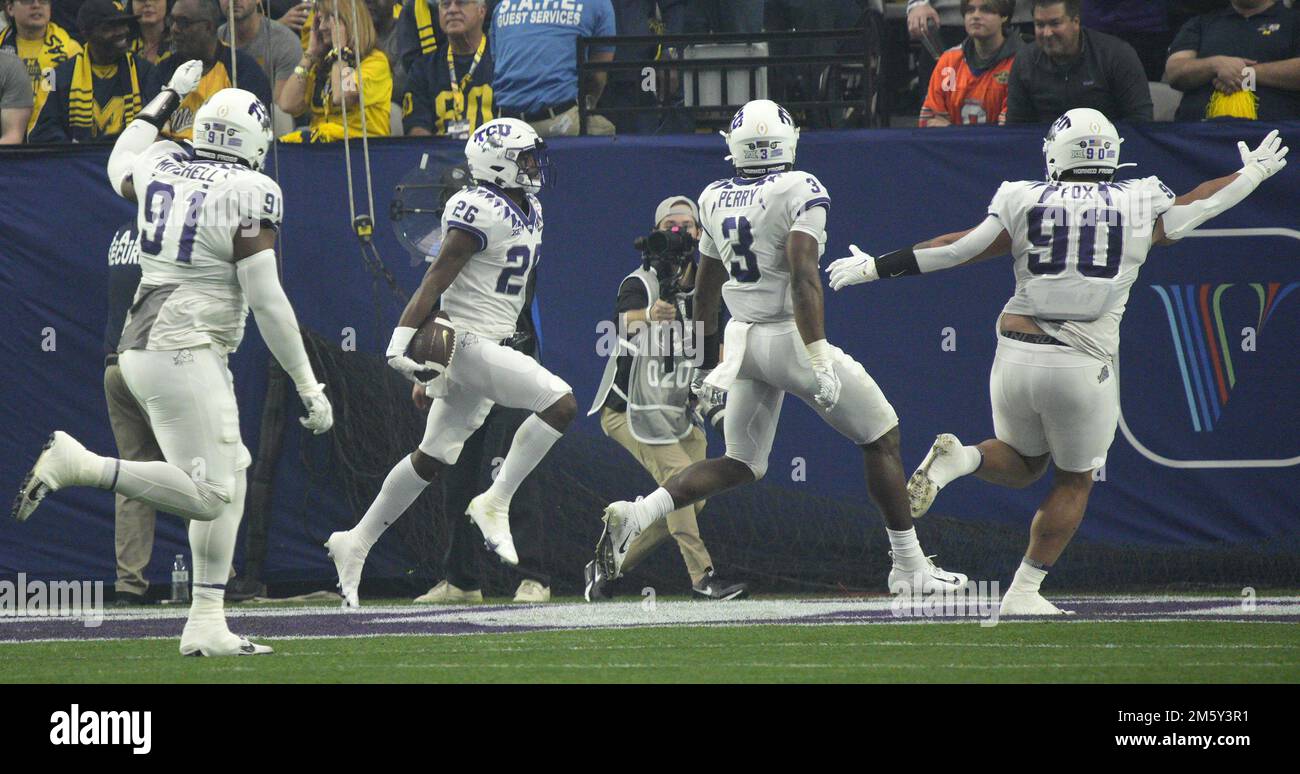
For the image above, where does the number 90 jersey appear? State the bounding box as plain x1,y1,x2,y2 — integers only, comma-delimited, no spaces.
991,176,1176,361
697,172,830,324
121,141,283,354
439,184,543,340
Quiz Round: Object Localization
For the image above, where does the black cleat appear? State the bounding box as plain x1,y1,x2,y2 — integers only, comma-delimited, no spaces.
692,569,748,601
583,560,611,602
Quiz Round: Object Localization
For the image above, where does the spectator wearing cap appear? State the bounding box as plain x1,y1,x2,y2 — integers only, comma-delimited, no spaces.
584,195,749,602
1165,0,1300,121
145,0,271,139
29,0,157,142
919,0,1022,126
491,0,616,136
218,0,302,104
0,0,82,136
279,0,392,140
402,0,491,137
0,48,33,141
1005,0,1153,123
127,0,170,64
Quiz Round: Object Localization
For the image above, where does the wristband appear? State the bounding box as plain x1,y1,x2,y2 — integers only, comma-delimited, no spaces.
806,339,832,367
875,247,922,278
387,326,416,358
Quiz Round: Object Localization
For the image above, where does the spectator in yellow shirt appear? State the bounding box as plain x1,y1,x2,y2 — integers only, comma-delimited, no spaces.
278,0,392,140
0,0,82,134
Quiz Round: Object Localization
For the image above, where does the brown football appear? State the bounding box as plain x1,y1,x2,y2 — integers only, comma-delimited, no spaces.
406,311,456,382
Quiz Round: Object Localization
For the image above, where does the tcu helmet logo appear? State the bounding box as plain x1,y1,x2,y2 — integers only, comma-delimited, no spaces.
776,105,793,126
473,122,513,146
247,99,270,132
730,108,745,131
1049,113,1072,138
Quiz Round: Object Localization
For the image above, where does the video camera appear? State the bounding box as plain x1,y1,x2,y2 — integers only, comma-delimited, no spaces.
634,226,697,302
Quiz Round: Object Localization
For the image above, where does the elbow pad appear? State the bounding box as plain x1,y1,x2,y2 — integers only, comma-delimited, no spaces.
1160,172,1260,241
106,119,159,197
913,215,1005,272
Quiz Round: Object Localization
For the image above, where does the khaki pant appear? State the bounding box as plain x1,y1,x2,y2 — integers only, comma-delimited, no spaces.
104,363,164,595
529,105,615,138
600,407,711,583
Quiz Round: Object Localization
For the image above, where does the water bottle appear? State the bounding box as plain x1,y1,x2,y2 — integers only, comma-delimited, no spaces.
171,554,190,603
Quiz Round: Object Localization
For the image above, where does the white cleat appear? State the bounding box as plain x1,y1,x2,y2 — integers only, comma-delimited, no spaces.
907,433,964,519
998,591,1075,616
466,493,518,565
595,501,641,580
11,431,100,523
180,625,274,656
887,552,969,594
325,531,366,608
512,579,551,603
414,580,483,604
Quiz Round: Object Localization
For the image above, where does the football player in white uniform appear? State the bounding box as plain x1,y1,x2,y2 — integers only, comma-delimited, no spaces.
828,108,1288,615
594,100,968,593
11,64,335,655
325,118,577,607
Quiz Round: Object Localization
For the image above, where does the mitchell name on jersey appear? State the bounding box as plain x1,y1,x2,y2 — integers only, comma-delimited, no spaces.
697,171,830,325
439,183,543,341
118,141,283,355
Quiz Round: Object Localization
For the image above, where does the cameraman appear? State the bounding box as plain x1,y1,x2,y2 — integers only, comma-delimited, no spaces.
585,196,747,602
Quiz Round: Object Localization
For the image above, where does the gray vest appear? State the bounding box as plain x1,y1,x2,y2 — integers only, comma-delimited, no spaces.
588,268,696,444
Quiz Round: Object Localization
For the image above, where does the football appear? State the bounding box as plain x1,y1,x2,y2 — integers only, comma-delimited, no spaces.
406,311,456,383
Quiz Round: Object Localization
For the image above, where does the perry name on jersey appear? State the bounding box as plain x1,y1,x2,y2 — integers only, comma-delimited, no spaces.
119,140,284,355
438,183,543,341
989,175,1176,361
697,171,830,324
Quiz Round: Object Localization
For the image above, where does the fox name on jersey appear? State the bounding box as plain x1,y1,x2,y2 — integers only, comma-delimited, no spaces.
989,175,1176,362
118,140,284,355
439,183,544,341
697,171,830,325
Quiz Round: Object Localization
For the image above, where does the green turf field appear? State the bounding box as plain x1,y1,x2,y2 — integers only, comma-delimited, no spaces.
2,620,1295,684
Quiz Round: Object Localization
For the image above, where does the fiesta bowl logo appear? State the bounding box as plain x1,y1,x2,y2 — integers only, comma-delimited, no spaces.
1117,229,1300,469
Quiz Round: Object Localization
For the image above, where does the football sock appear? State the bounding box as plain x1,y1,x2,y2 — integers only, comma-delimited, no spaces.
931,444,983,488
186,474,245,630
631,487,675,532
353,455,429,553
886,527,927,571
1008,558,1049,595
485,414,563,505
112,459,232,520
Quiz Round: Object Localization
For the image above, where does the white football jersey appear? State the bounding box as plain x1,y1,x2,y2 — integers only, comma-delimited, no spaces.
119,140,283,354
989,176,1176,362
697,171,830,324
439,184,543,340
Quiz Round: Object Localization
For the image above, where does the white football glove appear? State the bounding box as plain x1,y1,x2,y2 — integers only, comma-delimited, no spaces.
691,369,728,428
1238,129,1289,183
806,340,841,410
386,326,428,384
826,244,880,291
298,383,334,434
167,59,204,98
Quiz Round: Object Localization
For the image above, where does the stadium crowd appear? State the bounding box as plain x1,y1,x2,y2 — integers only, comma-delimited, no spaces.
1,0,1297,145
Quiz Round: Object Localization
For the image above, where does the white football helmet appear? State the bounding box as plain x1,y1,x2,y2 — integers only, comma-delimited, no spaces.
1042,108,1122,182
722,99,800,173
192,88,273,171
464,118,549,194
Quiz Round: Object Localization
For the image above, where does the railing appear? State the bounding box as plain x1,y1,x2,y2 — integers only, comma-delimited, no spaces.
576,25,883,135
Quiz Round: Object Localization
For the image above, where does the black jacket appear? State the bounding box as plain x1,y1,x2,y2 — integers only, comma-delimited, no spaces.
1006,27,1153,124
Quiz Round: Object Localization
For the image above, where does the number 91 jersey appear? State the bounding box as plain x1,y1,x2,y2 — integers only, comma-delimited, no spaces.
697,172,830,324
439,184,543,340
991,176,1176,361
122,141,283,354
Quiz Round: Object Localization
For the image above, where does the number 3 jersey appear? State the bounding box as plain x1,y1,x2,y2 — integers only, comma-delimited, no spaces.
697,171,830,324
119,140,283,354
439,183,543,341
990,176,1176,362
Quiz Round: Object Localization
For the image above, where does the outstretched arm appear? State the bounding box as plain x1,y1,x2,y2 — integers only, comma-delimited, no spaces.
1154,130,1289,244
106,59,204,201
827,215,1010,291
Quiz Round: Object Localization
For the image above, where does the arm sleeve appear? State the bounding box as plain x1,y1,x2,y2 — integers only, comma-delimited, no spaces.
236,249,318,393
616,277,649,314
913,215,1006,271
402,55,435,132
1004,53,1034,124
1159,172,1261,241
